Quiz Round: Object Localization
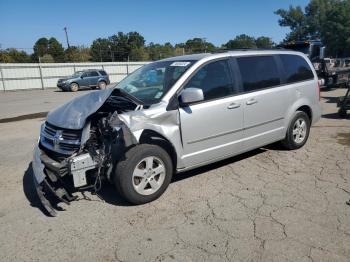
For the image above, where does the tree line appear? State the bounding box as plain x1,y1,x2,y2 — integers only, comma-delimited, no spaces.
0,33,274,63
1,0,349,63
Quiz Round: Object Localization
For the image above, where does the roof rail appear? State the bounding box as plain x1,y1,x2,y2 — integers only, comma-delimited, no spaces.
212,47,287,53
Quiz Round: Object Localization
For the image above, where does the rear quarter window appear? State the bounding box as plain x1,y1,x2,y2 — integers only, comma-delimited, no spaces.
280,54,314,83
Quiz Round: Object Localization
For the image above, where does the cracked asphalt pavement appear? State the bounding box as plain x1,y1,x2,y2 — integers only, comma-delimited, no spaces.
0,88,349,261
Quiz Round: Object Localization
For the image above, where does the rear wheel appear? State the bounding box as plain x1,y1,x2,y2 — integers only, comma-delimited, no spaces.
114,144,173,204
70,83,79,92
282,111,310,150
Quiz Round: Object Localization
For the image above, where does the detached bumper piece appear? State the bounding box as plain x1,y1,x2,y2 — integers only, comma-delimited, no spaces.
34,178,77,217
32,146,88,216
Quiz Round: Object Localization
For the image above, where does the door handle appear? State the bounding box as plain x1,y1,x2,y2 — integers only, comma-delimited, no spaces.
227,103,241,109
246,98,258,105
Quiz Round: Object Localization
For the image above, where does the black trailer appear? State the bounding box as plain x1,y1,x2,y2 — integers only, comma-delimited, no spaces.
281,40,350,88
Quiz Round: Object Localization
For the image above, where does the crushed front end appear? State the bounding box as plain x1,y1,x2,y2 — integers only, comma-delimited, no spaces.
32,90,140,216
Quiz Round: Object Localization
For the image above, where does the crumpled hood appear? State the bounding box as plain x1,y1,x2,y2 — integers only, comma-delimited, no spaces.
47,89,114,129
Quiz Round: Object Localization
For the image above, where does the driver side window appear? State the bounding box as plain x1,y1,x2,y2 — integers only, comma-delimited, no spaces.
184,59,234,101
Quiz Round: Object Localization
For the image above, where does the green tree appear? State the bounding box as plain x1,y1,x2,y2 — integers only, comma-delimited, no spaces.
33,37,49,61
0,51,13,63
48,37,65,62
275,6,308,41
127,31,145,49
32,37,65,62
224,34,257,49
40,54,54,63
305,0,336,38
91,32,146,62
183,38,216,53
146,42,163,60
1,48,31,62
129,47,149,61
255,36,274,48
65,46,91,62
90,38,111,62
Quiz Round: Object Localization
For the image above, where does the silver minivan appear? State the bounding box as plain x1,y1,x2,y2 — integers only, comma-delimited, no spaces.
33,51,321,215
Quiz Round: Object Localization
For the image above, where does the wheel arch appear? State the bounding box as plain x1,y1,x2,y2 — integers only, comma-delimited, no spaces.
296,105,312,122
138,129,178,172
98,78,107,84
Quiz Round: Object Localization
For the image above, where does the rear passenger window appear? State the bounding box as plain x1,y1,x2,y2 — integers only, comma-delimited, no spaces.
184,60,234,101
99,70,107,76
237,56,281,92
88,71,99,77
280,54,314,83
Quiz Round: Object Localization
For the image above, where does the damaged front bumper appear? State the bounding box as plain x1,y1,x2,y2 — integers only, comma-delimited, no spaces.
32,145,97,216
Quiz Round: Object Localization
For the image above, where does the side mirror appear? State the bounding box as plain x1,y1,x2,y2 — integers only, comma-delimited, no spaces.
80,76,84,79
179,87,204,106
320,47,326,60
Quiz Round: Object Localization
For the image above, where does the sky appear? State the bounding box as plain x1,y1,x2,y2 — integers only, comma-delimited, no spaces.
0,0,309,51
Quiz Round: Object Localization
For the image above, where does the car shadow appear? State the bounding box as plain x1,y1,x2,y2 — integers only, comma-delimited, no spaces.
24,147,269,215
53,88,93,93
322,96,339,104
322,112,350,119
172,148,266,183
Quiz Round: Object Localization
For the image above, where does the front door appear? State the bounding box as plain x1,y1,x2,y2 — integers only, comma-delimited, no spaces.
179,59,245,168
79,72,90,87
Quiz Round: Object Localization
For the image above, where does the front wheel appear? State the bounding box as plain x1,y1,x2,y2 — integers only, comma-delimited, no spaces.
98,81,107,89
114,144,173,204
282,111,310,150
70,82,79,92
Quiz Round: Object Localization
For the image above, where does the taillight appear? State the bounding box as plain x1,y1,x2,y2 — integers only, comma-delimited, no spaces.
317,81,321,101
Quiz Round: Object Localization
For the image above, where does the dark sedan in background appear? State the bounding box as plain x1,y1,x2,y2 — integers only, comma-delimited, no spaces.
57,69,110,92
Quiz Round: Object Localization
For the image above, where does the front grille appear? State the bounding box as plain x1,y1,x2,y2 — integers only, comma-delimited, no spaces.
40,122,82,155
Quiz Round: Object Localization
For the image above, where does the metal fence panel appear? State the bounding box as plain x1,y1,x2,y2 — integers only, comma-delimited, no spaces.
0,62,148,91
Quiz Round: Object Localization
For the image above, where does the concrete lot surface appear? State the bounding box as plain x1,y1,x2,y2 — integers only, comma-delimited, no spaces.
0,85,114,120
0,88,349,261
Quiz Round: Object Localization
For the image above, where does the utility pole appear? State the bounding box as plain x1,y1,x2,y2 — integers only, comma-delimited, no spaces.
98,42,102,62
202,37,207,53
109,45,114,62
63,27,71,48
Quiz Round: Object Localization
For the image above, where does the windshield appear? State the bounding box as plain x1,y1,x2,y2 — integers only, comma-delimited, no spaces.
115,60,194,104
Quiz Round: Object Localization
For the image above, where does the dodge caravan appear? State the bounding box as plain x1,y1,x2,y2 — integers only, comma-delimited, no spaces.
33,50,321,215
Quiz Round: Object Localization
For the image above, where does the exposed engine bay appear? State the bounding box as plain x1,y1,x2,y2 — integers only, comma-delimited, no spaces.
35,90,143,216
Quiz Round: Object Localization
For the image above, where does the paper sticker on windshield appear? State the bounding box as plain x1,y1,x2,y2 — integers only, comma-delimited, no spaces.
170,62,190,67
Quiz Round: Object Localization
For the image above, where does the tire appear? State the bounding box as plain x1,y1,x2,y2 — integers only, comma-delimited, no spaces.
338,108,347,118
98,81,107,89
70,82,79,92
282,111,310,150
114,144,173,204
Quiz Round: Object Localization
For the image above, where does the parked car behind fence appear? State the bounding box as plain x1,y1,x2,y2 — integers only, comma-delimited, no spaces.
57,69,110,92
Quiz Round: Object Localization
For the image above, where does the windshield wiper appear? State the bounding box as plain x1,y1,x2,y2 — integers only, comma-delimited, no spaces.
114,88,145,106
